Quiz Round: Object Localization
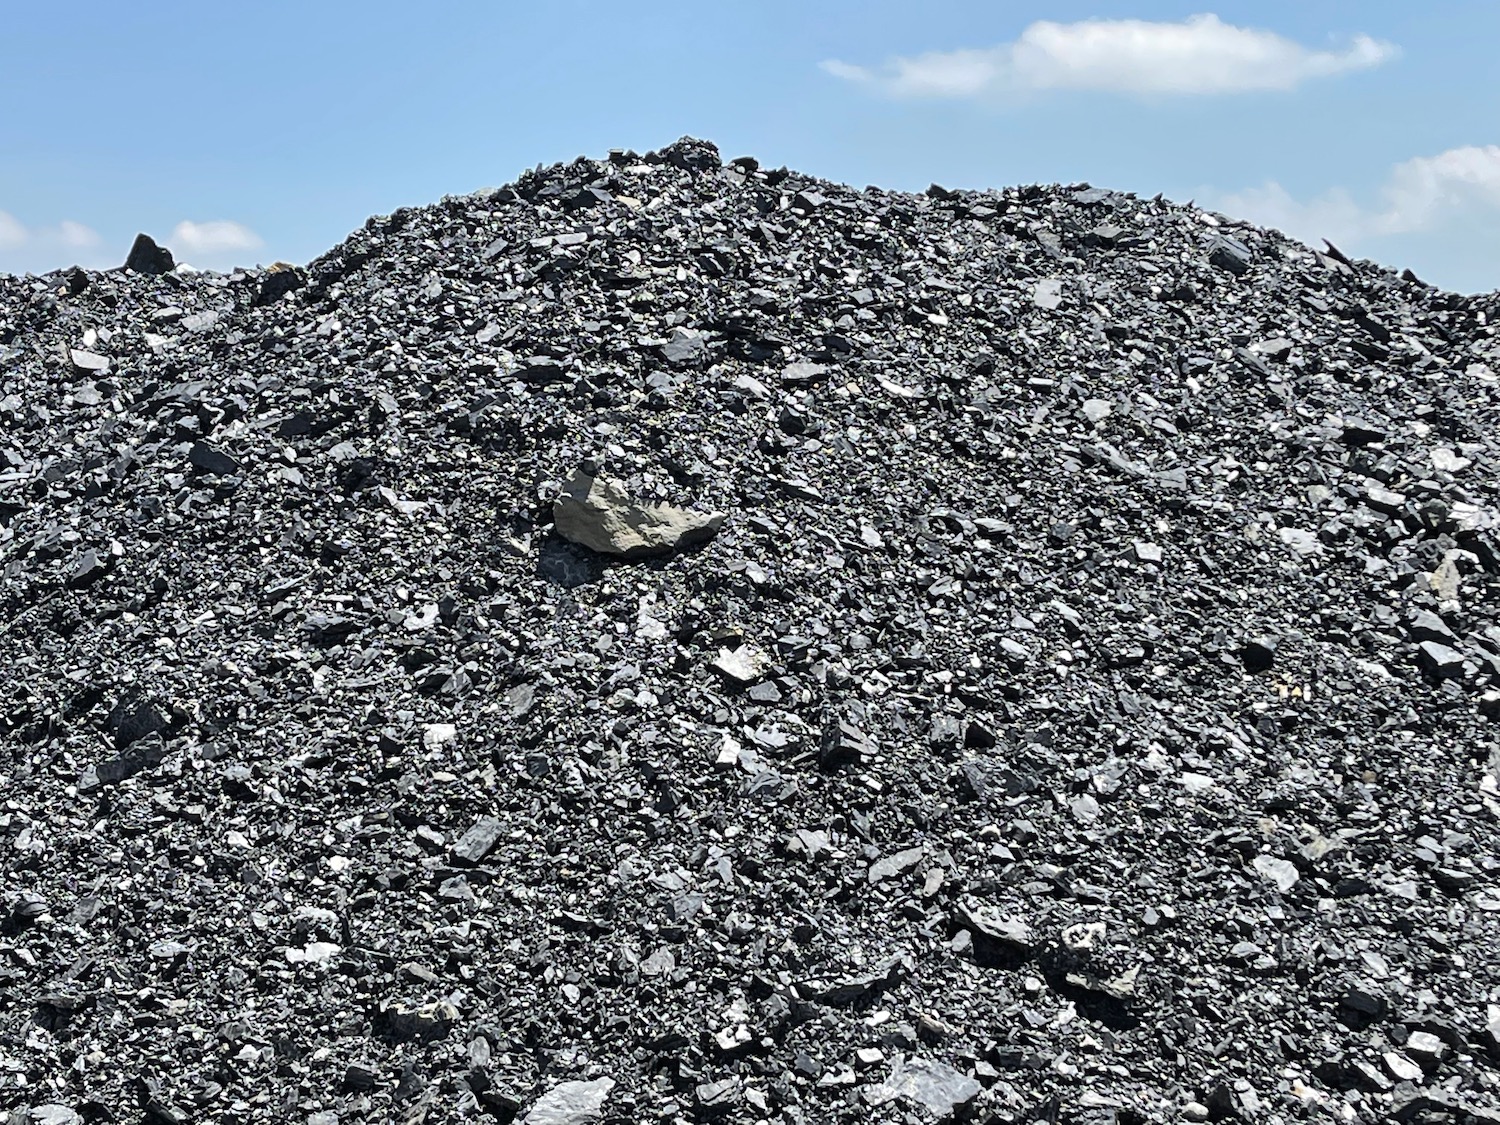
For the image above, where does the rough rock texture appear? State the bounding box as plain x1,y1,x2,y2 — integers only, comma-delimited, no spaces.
521,1077,616,1125
121,233,176,276
552,470,725,558
2,137,1500,1124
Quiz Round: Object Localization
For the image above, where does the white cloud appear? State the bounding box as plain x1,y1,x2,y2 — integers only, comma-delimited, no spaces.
1210,182,1368,246
169,219,264,258
0,211,28,249
0,212,106,273
1211,145,1500,246
821,14,1396,99
57,220,101,249
1378,146,1500,234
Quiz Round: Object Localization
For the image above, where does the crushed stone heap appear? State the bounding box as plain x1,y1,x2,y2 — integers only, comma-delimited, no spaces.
3,136,1500,1125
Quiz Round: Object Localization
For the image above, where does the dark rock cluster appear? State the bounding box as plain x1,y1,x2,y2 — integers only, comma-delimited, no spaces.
2,137,1500,1125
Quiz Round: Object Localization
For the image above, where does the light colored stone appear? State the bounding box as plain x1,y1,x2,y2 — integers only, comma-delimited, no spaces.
287,941,341,964
1253,855,1300,892
1383,1050,1423,1083
69,348,110,374
421,723,457,751
1430,447,1471,473
712,645,766,685
1033,278,1064,310
522,1078,616,1125
1429,551,1463,603
552,471,723,558
954,899,1034,950
881,1056,981,1118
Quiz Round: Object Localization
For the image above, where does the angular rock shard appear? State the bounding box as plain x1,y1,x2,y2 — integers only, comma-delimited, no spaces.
521,1078,616,1125
123,232,176,275
551,470,724,558
881,1056,982,1119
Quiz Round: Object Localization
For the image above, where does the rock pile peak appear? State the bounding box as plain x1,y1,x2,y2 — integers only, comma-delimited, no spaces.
2,139,1500,1122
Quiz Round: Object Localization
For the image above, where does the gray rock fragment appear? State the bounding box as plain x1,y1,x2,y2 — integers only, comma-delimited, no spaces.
452,815,504,864
880,1055,982,1119
552,471,723,558
1033,278,1064,310
521,1078,616,1125
1418,640,1464,679
1252,855,1300,892
954,899,1035,952
868,845,926,884
69,348,110,374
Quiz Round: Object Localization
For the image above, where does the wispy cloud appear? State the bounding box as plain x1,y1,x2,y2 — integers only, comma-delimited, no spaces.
822,14,1396,100
58,220,101,249
1211,145,1500,246
0,211,106,272
169,219,264,259
0,211,27,249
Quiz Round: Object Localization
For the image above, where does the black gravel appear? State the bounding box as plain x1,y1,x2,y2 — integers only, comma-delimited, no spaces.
3,136,1500,1125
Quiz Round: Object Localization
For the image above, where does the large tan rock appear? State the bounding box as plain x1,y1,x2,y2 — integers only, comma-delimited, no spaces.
552,471,724,558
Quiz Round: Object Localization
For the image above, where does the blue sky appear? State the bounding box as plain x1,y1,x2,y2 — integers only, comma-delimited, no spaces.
2,1,1497,292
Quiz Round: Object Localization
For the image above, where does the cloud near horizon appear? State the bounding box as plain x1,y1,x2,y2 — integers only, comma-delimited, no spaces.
1,212,266,275
169,219,264,260
0,212,28,249
0,211,104,273
822,14,1396,100
1211,145,1500,248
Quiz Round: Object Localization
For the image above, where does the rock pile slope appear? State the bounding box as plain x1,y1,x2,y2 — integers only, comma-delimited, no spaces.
3,137,1500,1125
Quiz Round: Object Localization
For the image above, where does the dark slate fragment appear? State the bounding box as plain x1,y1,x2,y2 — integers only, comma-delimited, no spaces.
1240,635,1278,673
1340,417,1387,446
801,957,908,1007
538,538,606,588
256,265,305,305
107,693,169,750
189,441,240,476
1409,609,1457,644
123,232,175,274
1207,234,1252,275
1418,640,1464,679
818,718,868,771
67,548,109,588
452,816,504,864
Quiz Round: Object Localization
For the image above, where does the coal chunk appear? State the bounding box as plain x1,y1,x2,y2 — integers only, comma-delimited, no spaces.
1240,635,1278,673
123,233,175,274
188,442,240,476
107,693,169,750
1207,235,1252,275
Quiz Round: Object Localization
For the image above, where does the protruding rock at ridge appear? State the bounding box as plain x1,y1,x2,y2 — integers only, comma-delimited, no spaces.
551,470,724,558
122,232,175,275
